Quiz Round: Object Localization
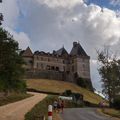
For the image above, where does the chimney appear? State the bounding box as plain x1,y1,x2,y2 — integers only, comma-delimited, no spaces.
73,42,77,47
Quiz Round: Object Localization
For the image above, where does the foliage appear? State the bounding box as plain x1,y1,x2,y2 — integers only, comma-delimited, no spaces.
64,90,72,96
0,27,26,93
113,96,120,109
97,47,120,107
0,1,3,25
76,77,93,91
0,93,32,106
25,95,57,120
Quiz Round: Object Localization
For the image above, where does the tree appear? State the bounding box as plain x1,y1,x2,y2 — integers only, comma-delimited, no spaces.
97,47,120,107
0,28,26,94
0,0,3,25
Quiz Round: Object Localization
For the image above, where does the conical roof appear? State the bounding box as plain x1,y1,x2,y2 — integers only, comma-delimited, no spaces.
70,42,88,57
21,47,33,57
56,47,68,56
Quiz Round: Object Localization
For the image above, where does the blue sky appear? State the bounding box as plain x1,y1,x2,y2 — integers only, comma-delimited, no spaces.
86,0,120,10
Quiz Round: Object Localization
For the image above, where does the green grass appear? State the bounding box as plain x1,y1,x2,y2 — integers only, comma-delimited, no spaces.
25,95,57,120
26,79,105,105
25,95,82,120
0,93,32,106
101,108,120,118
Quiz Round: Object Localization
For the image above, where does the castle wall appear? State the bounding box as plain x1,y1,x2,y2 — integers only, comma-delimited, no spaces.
24,70,64,81
76,57,90,79
23,57,33,70
33,55,67,72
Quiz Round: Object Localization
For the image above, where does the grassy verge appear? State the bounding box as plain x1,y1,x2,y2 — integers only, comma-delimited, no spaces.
25,95,83,120
25,95,57,120
99,108,120,118
0,93,32,106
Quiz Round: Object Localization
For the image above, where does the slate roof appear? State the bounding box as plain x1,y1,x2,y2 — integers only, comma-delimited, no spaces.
55,47,69,56
21,47,33,57
70,42,88,57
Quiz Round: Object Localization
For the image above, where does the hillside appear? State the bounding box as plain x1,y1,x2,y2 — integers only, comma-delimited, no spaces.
26,79,104,105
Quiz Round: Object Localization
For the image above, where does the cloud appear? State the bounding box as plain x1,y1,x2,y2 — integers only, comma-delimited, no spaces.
110,0,120,6
1,0,120,91
5,27,31,49
0,0,31,49
36,0,83,8
0,0,19,29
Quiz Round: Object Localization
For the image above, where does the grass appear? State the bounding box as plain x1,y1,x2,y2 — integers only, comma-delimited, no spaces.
25,95,58,120
100,108,120,118
25,95,81,120
26,79,105,105
0,93,32,106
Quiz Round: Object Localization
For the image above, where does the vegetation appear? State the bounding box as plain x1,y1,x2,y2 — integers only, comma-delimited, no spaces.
113,96,120,109
99,108,120,118
25,96,58,120
97,47,120,107
76,77,92,90
0,28,26,94
0,93,32,106
26,79,105,104
0,0,3,25
25,95,83,120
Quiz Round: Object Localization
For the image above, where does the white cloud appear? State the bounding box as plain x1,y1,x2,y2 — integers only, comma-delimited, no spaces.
5,27,31,49
36,0,83,8
0,0,19,29
1,0,120,91
110,0,120,6
0,0,31,49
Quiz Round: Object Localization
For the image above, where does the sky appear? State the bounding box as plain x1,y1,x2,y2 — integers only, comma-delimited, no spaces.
0,0,120,92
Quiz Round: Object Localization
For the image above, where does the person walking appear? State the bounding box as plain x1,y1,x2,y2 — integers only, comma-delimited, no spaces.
57,100,61,113
53,100,58,112
61,100,64,113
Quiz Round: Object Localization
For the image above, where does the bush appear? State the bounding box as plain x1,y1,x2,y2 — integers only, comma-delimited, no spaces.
63,90,72,96
113,97,120,109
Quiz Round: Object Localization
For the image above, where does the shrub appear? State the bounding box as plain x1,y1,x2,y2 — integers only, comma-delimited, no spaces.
62,90,72,96
113,96,120,109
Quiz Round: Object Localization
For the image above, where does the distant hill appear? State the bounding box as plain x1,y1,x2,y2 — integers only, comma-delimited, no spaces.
26,79,104,105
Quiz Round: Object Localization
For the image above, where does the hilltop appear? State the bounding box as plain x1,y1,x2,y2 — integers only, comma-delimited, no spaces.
26,79,104,105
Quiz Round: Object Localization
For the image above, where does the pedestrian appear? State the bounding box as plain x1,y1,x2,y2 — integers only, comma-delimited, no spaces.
61,100,64,113
57,100,61,113
53,100,58,112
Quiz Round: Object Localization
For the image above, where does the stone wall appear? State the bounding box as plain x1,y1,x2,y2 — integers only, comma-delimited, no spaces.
24,70,65,81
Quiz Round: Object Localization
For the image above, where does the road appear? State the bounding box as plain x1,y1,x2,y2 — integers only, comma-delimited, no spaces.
0,92,47,120
60,108,118,120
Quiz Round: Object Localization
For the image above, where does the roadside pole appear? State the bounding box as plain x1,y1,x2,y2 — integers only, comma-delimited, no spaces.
48,105,52,120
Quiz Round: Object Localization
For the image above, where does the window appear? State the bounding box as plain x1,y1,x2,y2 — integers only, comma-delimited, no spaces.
72,66,74,72
41,63,43,69
37,63,39,68
48,58,50,62
51,66,55,70
46,65,50,70
56,67,59,71
41,57,43,61
63,66,65,71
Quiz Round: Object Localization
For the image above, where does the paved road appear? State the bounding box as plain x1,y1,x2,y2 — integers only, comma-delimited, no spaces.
0,92,47,120
60,108,118,120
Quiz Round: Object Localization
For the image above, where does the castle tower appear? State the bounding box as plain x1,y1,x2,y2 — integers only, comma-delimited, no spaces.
70,42,93,90
21,47,33,71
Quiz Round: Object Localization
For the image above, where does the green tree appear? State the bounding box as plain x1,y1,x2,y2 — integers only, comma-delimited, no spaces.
0,0,3,25
97,47,120,107
0,28,26,94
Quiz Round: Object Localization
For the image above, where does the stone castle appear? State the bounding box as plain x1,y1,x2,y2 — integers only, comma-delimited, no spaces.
21,42,93,90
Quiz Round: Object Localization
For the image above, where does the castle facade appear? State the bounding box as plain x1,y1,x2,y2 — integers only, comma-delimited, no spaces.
21,42,93,90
